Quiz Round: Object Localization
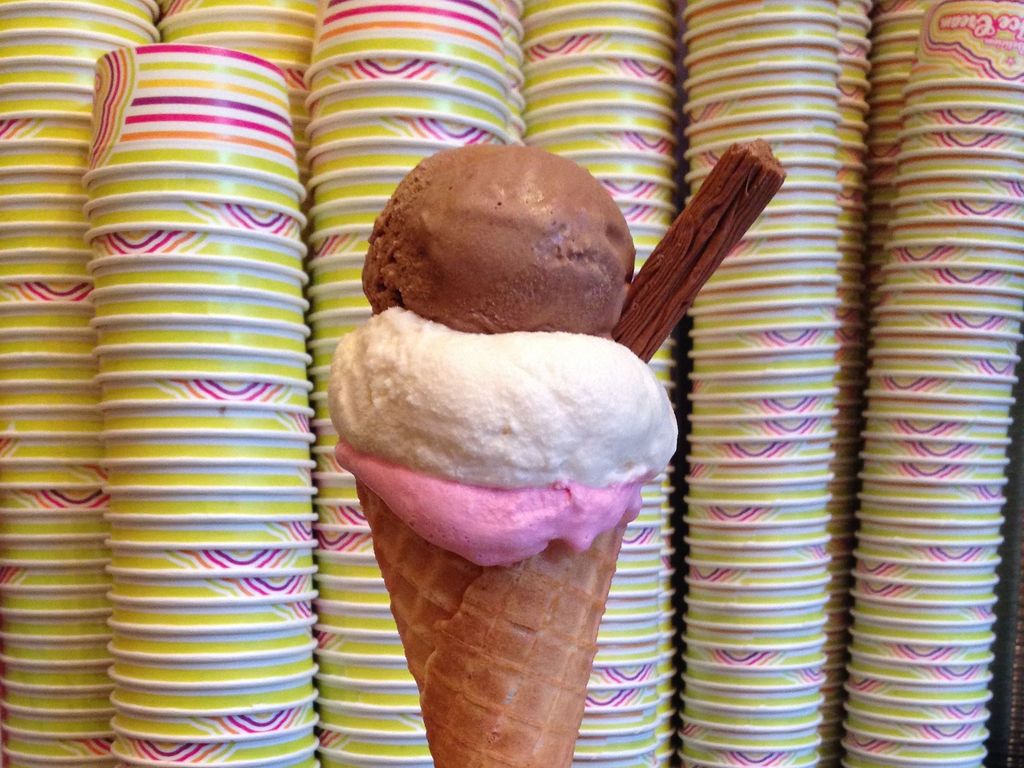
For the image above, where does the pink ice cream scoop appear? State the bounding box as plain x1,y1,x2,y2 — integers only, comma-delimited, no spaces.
335,440,647,567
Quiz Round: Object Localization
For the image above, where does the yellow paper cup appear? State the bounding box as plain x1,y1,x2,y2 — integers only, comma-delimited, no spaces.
0,0,155,39
106,488,314,521
84,191,305,233
310,0,505,84
93,317,309,357
109,699,316,742
525,101,674,137
101,402,311,436
88,256,307,300
3,733,114,764
524,5,675,46
111,730,317,766
110,674,317,716
90,44,296,182
87,224,306,269
525,52,673,91
90,284,307,324
108,645,315,688
308,80,511,137
103,456,314,491
108,517,313,548
83,159,305,211
109,596,315,636
97,374,311,411
108,539,314,576
109,571,315,604
158,4,313,45
685,12,838,58
309,54,506,109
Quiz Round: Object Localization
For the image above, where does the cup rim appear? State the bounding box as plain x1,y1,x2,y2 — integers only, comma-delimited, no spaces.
308,67,508,110
681,710,823,735
525,94,677,123
681,672,826,697
94,345,313,371
304,134,484,168
157,3,314,27
841,735,987,764
684,111,841,142
683,37,841,71
308,104,514,144
302,163,409,190
0,25,155,52
109,738,318,768
685,573,831,592
104,485,315,498
84,222,307,257
524,120,678,145
109,708,318,745
523,71,676,100
83,189,306,227
107,614,318,638
92,369,313,391
522,19,676,55
682,7,838,43
107,636,317,664
1,0,157,27
105,562,316,580
682,729,822,754
0,675,114,697
90,310,309,333
108,685,317,716
843,698,991,726
900,122,1024,142
684,84,842,116
106,527,316,547
307,44,503,84
89,282,309,307
83,162,305,201
685,59,841,91
88,253,307,284
306,194,390,218
100,432,315,453
856,509,1006,528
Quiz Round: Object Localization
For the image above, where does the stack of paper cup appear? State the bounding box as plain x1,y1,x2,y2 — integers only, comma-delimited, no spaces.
681,1,849,766
304,3,519,765
520,0,679,764
864,0,930,306
304,0,515,276
83,44,319,768
0,1,158,765
811,0,872,763
156,0,318,188
842,2,1024,766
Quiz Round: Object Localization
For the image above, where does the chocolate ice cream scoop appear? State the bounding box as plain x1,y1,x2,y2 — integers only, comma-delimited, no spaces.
363,145,635,336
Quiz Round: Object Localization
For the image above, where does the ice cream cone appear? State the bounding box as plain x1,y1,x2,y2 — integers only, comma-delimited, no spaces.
359,480,624,767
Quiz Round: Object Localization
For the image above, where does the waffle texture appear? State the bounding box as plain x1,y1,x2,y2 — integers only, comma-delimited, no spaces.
360,481,624,767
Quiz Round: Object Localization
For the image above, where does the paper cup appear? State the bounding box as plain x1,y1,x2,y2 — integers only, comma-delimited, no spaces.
84,163,304,212
110,699,316,742
310,1,505,83
90,45,296,179
110,673,317,716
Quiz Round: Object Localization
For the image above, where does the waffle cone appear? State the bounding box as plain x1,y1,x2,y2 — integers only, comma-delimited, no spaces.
359,480,624,768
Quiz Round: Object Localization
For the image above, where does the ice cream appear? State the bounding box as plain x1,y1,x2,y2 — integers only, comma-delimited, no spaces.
327,144,676,768
330,146,676,566
330,307,676,565
362,144,636,336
